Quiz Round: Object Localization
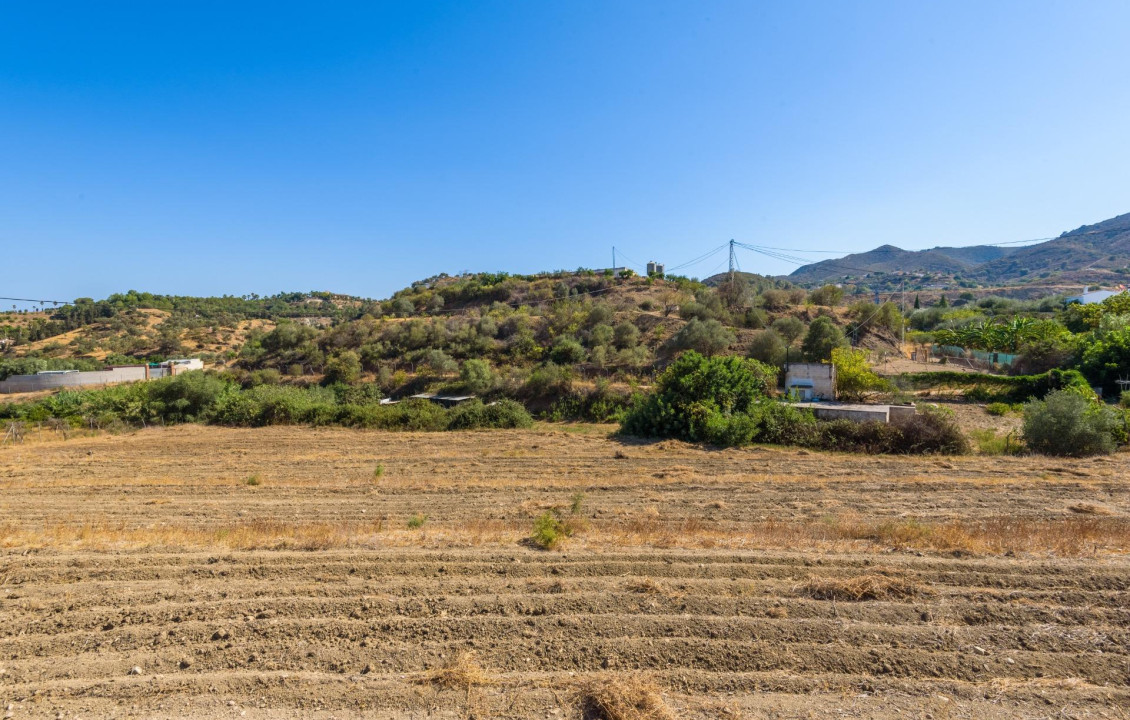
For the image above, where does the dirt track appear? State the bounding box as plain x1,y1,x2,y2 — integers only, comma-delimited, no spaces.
1,426,1128,718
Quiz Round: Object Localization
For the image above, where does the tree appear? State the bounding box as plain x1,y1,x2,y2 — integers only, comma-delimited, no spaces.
808,285,844,307
323,351,362,385
937,295,948,308
588,323,614,347
831,347,887,400
760,289,791,311
423,349,458,375
549,336,587,364
801,317,847,361
913,294,920,310
670,319,735,356
1023,389,1122,456
620,351,777,445
1079,328,1130,394
613,321,640,349
771,316,805,345
747,329,787,369
459,359,495,394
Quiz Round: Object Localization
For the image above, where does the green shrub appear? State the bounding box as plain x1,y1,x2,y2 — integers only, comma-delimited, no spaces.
446,399,533,430
668,319,735,356
620,351,776,443
531,510,570,550
984,402,1011,416
969,429,1020,455
407,513,428,529
900,369,1091,403
1121,390,1130,409
245,474,262,486
373,464,385,479
801,317,847,361
1022,389,1123,456
570,491,585,515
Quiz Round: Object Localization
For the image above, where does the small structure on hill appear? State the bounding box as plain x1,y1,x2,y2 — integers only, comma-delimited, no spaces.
409,393,476,408
784,362,836,401
1066,288,1126,305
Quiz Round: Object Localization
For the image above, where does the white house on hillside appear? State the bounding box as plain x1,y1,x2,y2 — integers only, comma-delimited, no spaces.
1066,288,1125,305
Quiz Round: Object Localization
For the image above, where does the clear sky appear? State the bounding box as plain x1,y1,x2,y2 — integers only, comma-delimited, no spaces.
2,1,1129,307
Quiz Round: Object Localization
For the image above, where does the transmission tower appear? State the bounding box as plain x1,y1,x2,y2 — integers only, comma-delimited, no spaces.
728,239,736,284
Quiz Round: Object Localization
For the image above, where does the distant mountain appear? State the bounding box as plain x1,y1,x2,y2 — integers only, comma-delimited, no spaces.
786,244,1018,284
971,212,1130,283
787,212,1130,286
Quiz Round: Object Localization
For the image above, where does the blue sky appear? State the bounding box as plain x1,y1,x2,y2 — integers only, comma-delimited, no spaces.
2,1,1129,307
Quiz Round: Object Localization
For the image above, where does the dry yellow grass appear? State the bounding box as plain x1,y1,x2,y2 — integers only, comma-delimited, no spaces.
575,674,676,720
416,652,494,691
799,573,928,602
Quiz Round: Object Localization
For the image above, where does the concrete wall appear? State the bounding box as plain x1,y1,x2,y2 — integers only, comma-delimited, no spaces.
888,405,917,422
809,405,889,423
0,365,176,394
785,363,836,400
791,402,918,424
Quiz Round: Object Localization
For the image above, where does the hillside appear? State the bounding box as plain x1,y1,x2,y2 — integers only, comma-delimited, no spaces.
972,211,1130,284
786,211,1130,287
786,244,1018,284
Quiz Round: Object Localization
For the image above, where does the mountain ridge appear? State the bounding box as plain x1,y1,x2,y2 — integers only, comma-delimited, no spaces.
786,212,1130,286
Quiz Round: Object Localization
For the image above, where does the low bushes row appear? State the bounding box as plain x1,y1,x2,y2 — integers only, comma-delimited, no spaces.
0,372,532,431
897,369,1090,403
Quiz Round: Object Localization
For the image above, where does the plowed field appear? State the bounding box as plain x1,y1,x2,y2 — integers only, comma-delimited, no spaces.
1,425,1128,719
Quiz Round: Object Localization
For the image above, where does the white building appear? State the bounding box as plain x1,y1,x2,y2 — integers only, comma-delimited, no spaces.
784,362,836,401
1066,289,1125,305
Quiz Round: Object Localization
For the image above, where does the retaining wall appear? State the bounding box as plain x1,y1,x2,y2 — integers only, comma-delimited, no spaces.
0,366,173,394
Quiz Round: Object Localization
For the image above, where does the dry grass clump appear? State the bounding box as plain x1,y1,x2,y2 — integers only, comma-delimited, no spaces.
576,674,676,720
624,577,667,595
415,651,493,691
799,573,927,602
1067,502,1114,516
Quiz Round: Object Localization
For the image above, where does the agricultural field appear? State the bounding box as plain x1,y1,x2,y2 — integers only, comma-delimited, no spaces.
1,425,1127,719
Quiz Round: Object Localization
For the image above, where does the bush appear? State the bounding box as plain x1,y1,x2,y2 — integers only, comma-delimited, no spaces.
831,347,887,400
808,284,844,306
459,359,495,394
984,402,1011,416
323,351,362,385
613,322,640,349
770,316,805,345
668,319,735,356
446,399,533,430
530,510,572,550
1022,390,1123,456
620,352,776,443
899,369,1092,403
801,317,847,361
747,329,787,369
892,405,969,455
549,336,587,364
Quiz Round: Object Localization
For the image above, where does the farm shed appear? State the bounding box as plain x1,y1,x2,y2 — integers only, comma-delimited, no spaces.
784,362,836,400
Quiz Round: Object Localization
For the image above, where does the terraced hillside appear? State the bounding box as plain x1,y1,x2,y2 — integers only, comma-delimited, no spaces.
1,426,1127,718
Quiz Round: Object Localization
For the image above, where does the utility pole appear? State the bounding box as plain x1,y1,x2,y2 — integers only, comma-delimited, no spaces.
728,239,736,284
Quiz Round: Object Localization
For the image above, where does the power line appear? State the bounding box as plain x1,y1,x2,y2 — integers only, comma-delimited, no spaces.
0,296,68,306
665,243,728,273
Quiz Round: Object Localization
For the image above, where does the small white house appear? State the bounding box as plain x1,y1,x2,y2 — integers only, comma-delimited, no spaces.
1066,289,1125,305
784,362,836,401
167,358,205,371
